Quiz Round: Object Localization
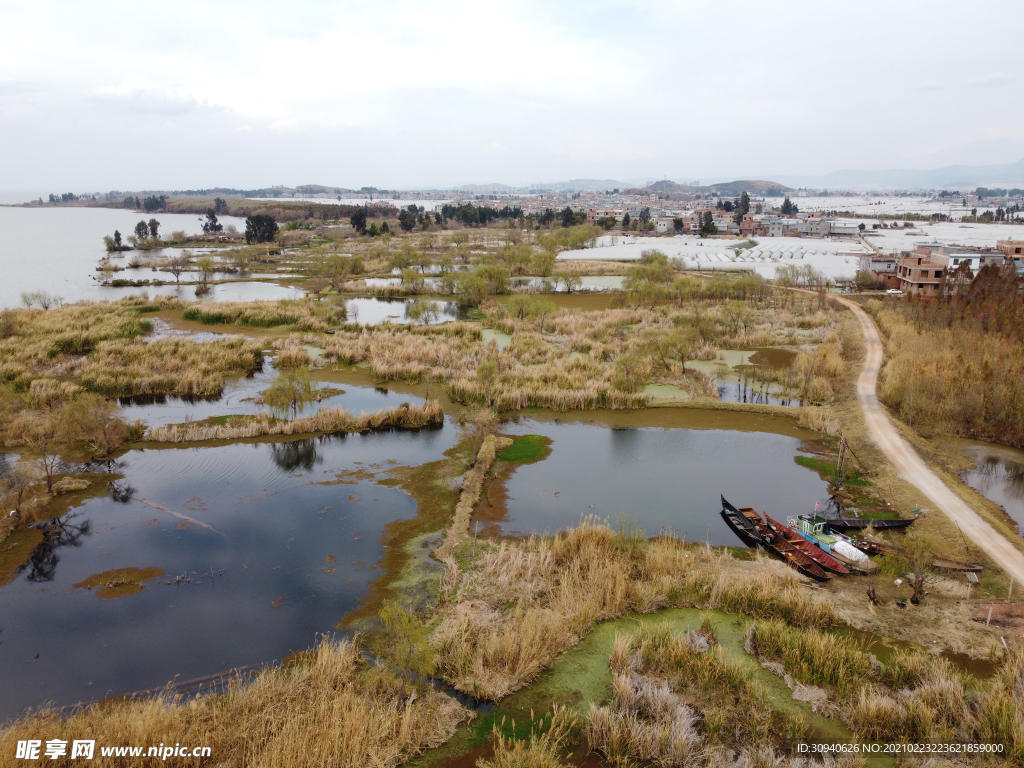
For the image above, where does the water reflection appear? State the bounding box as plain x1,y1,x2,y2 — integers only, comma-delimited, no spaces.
481,418,830,543
269,439,322,472
961,443,1024,538
0,428,460,720
24,513,93,583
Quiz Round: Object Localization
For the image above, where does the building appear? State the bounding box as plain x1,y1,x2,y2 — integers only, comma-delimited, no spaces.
655,217,677,234
895,250,947,296
858,254,899,288
996,239,1024,258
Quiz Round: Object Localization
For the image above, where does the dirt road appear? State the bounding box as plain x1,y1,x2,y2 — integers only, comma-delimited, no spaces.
834,296,1024,585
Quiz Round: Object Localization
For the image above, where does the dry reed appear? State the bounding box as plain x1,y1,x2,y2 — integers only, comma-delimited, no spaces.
0,636,469,768
145,401,443,443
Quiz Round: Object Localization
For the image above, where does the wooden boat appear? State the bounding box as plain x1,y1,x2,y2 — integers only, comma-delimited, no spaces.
814,496,915,531
721,498,830,581
765,515,849,575
932,557,983,572
824,516,915,531
720,495,762,548
790,514,877,573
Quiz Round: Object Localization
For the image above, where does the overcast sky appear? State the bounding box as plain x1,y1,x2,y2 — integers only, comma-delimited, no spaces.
2,0,1022,192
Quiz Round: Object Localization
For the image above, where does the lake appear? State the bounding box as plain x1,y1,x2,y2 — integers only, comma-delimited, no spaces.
0,427,455,721
0,206,254,309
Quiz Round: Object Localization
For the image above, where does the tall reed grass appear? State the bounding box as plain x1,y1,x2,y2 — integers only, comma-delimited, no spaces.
0,636,469,768
430,520,836,701
145,401,443,443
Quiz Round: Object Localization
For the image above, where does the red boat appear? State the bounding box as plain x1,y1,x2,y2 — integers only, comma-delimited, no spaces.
734,505,831,582
765,515,849,575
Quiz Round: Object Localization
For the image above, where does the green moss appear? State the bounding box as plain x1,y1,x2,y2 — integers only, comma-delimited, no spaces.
795,455,873,486
498,434,552,463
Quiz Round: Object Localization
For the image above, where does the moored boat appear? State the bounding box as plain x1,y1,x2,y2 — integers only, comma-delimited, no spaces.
720,495,762,549
721,497,831,581
765,515,850,574
789,514,877,573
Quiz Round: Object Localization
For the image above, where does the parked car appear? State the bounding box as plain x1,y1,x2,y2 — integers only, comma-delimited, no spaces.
886,289,903,295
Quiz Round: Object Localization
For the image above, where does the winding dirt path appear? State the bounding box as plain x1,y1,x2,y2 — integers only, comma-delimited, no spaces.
834,296,1024,585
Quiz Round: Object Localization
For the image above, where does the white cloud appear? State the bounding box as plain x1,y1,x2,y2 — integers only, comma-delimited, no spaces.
89,81,228,116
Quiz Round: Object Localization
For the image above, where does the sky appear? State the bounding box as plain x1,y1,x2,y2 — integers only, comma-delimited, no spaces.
2,0,1023,192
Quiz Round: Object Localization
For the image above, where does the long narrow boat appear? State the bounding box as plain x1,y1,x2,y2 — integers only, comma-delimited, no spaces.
765,515,849,575
789,514,877,573
720,495,762,548
824,516,915,531
721,497,830,581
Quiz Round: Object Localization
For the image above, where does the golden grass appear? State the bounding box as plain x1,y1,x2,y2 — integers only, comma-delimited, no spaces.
0,636,470,768
145,401,444,443
435,433,513,559
430,520,836,701
871,302,1024,447
0,297,264,401
477,709,579,768
745,620,873,694
590,623,799,757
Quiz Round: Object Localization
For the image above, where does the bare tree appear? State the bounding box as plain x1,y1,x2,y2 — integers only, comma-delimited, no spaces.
165,250,193,283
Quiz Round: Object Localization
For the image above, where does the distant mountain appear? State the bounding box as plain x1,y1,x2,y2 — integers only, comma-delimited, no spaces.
625,179,792,198
772,158,1024,191
448,179,637,194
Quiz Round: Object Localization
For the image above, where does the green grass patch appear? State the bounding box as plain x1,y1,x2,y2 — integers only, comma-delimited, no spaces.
795,456,873,486
498,434,552,463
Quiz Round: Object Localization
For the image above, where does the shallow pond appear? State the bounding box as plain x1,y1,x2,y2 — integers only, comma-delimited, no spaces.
686,349,799,406
0,428,457,721
477,411,829,544
344,297,462,326
118,366,427,429
959,442,1024,538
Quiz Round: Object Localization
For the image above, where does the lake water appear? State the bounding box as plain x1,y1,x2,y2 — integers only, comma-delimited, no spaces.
1,406,825,719
0,206,253,309
475,412,827,544
960,442,1024,539
0,428,456,721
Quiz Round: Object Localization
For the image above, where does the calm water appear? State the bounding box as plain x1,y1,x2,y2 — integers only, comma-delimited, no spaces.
344,297,462,325
482,415,828,543
119,369,427,429
0,406,827,719
960,442,1024,538
0,428,456,721
0,206,252,309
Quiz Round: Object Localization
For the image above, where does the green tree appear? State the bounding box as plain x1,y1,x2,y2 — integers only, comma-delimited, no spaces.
245,213,279,243
195,256,215,284
639,207,651,228
263,370,315,418
202,209,223,233
147,218,160,239
621,212,631,229
698,211,717,237
781,196,798,215
350,207,368,234
134,220,149,240
454,273,488,306
739,190,751,215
